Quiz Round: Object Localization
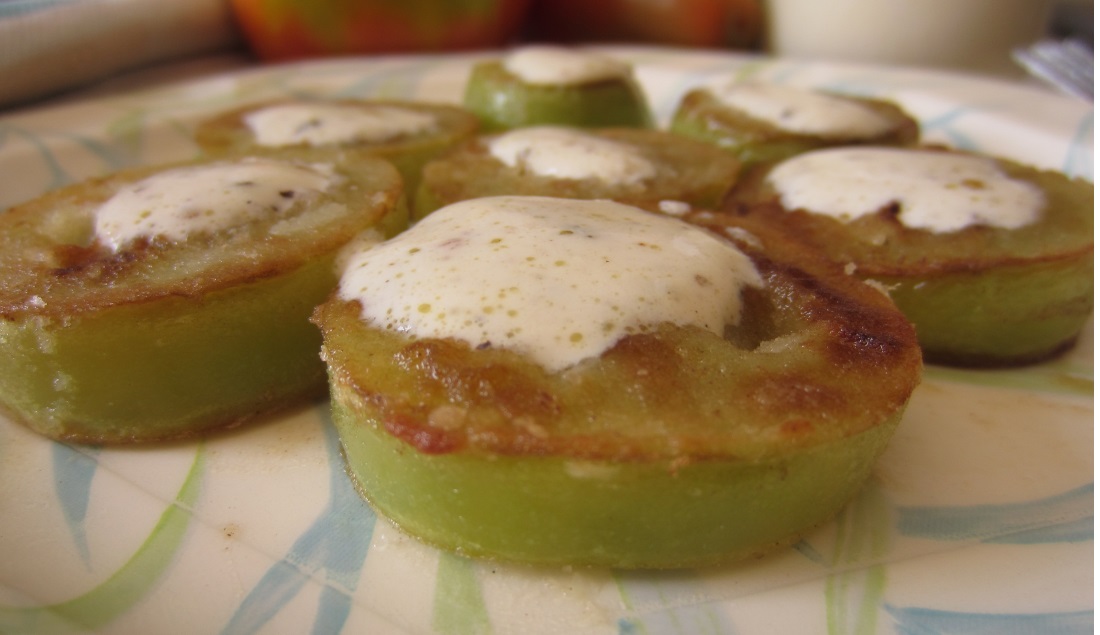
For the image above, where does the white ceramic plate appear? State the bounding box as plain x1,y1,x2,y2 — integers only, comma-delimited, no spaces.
0,48,1092,635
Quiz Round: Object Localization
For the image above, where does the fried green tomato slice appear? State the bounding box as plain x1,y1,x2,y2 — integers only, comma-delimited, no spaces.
462,46,653,132
669,82,918,168
414,126,740,219
313,196,921,569
0,148,406,443
725,146,1093,367
193,98,480,202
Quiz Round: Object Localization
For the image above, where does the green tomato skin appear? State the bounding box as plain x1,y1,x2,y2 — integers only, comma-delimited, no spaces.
0,148,410,444
0,196,408,445
331,380,904,569
462,61,654,132
879,254,1093,367
668,111,821,168
0,256,342,444
667,87,919,169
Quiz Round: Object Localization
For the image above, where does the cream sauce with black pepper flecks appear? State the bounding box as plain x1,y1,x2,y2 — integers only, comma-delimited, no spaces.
487,126,656,185
767,147,1045,232
243,102,438,147
338,196,762,371
709,83,895,138
94,158,336,250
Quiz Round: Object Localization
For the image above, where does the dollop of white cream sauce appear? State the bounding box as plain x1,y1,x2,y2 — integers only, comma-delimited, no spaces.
503,45,632,85
95,158,336,249
767,147,1045,232
487,126,656,184
338,196,762,371
709,83,894,138
243,102,438,147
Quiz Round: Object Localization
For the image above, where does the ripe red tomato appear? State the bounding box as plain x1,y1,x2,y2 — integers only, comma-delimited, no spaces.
231,0,532,60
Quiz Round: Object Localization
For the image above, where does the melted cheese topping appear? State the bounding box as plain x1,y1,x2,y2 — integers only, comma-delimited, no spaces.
243,102,438,147
339,196,761,371
710,83,895,138
503,46,632,85
768,148,1045,232
487,126,656,184
95,158,336,249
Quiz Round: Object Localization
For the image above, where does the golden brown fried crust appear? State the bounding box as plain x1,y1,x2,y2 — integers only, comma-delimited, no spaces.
315,214,922,463
710,212,920,364
0,148,404,319
723,147,1094,276
418,127,742,212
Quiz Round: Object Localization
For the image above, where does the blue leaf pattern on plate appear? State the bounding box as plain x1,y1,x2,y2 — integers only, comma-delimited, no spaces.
219,416,376,635
616,598,736,635
1064,112,1094,177
51,443,101,567
0,446,205,633
0,123,74,193
896,483,1092,544
920,107,980,151
885,605,1093,635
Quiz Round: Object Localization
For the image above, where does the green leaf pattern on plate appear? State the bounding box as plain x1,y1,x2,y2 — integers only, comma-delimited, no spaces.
0,445,204,633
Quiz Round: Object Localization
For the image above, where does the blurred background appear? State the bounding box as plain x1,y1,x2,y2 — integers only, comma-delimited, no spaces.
0,0,1093,107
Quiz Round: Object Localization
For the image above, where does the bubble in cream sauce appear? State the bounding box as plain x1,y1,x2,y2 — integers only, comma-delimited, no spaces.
94,158,336,250
338,196,762,371
488,126,657,184
767,147,1045,232
244,102,438,147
